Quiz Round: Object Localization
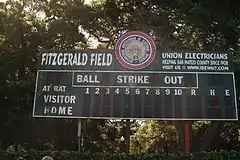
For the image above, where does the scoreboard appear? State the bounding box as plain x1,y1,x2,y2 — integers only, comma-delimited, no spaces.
32,31,238,120
33,50,238,120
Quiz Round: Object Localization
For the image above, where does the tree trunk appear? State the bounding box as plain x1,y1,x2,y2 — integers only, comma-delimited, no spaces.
175,121,185,152
125,119,130,154
175,121,192,152
199,122,223,151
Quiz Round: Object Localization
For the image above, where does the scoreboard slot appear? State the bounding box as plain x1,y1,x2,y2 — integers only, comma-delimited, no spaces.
143,95,153,118
103,94,111,107
143,107,153,118
133,95,142,118
163,96,173,118
186,96,203,118
144,95,152,107
206,96,222,119
224,96,233,106
154,95,163,118
174,96,183,118
102,94,112,117
186,96,201,107
154,95,162,106
224,97,235,118
113,95,122,117
92,95,102,117
206,96,220,108
83,94,91,117
207,108,222,119
123,96,131,118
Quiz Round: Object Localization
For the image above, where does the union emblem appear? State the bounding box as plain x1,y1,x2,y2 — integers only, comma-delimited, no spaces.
115,31,156,70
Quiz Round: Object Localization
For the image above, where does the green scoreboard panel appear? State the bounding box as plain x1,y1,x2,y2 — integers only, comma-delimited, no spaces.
33,50,238,120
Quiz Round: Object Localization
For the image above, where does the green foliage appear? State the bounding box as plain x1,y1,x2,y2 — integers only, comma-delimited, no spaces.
131,121,178,153
1,0,240,153
1,151,240,160
0,0,90,151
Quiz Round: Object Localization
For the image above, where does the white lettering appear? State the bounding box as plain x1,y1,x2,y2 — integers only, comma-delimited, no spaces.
76,75,100,83
185,53,228,60
43,95,76,104
52,53,57,65
162,53,183,59
67,107,72,115
191,89,196,95
174,89,182,95
210,89,215,96
53,86,66,92
44,107,50,114
90,54,95,65
162,65,174,69
44,106,73,115
57,53,63,65
41,53,47,65
164,76,183,85
225,89,230,96
162,60,176,65
42,85,51,92
116,75,149,84
107,54,112,66
117,75,122,83
90,53,112,66
51,107,57,114
196,60,209,65
165,89,170,95
97,53,102,66
40,53,88,66
59,107,66,115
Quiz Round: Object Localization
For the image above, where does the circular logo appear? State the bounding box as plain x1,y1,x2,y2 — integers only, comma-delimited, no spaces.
115,31,156,70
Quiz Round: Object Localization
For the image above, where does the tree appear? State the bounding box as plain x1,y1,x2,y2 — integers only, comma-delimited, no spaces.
131,121,178,153
83,0,240,152
1,0,240,153
0,0,89,150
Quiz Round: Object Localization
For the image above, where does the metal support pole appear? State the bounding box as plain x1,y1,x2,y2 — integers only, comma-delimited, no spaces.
184,122,191,152
77,119,81,152
82,119,86,154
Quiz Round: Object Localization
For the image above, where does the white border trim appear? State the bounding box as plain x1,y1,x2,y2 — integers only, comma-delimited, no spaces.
196,73,199,88
32,71,39,117
32,70,238,120
38,69,234,74
32,115,238,121
71,85,198,89
232,73,239,120
72,72,198,88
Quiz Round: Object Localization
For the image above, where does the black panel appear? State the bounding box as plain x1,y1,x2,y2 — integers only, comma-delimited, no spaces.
34,62,237,120
82,95,91,117
92,95,102,117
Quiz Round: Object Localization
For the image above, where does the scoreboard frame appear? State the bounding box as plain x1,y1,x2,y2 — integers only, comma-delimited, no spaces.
32,31,238,121
33,70,238,121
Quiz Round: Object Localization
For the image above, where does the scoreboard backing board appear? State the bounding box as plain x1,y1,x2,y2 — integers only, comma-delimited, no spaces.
33,31,238,120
